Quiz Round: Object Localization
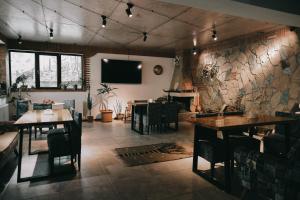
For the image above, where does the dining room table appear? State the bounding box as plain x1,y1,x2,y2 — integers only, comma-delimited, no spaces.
14,109,73,182
189,114,296,193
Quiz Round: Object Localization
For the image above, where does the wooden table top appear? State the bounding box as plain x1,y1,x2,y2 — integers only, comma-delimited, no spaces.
189,115,296,130
14,109,73,126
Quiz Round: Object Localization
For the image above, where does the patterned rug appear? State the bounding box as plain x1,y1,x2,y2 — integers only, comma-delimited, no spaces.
115,143,193,166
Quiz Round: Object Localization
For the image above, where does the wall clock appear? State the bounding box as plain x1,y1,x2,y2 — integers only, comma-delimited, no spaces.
153,65,163,75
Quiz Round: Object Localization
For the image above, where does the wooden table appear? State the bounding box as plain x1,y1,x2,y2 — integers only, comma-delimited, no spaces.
131,103,147,134
14,109,73,182
190,115,296,193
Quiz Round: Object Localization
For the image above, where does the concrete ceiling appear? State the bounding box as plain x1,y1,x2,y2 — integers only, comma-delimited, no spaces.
0,0,285,56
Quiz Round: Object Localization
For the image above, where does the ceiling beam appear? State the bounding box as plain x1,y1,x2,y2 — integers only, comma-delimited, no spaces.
159,0,300,27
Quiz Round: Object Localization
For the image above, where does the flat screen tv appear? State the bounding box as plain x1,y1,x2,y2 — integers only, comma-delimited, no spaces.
101,59,142,84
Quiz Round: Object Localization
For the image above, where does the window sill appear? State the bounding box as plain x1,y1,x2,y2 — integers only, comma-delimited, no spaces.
19,89,86,92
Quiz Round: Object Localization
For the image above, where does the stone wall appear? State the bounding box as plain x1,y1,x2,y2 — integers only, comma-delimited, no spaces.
174,28,300,114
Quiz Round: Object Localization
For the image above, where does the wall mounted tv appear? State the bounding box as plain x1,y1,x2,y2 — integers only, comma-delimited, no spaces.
101,59,142,84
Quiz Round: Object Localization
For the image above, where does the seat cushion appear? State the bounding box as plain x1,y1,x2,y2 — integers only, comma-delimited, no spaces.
0,132,18,165
0,132,18,153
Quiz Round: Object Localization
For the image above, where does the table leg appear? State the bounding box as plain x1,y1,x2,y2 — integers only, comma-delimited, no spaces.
192,125,199,172
139,108,144,134
17,127,24,183
223,131,231,193
28,126,32,155
131,105,134,131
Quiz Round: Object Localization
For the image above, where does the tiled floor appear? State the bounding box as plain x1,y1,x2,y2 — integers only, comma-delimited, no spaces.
0,121,237,200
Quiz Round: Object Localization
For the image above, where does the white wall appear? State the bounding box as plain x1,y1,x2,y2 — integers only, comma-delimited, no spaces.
27,53,174,118
89,53,174,117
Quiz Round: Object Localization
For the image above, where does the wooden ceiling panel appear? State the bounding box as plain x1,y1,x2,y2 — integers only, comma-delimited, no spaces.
98,23,140,44
0,0,284,56
68,0,120,16
151,20,197,39
129,34,178,48
41,0,102,32
130,0,189,18
176,8,235,31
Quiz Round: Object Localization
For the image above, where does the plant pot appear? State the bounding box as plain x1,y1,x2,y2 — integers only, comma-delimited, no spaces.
100,110,113,122
87,115,94,122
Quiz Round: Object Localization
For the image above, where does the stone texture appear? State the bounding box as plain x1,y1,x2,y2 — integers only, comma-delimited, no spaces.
172,29,300,114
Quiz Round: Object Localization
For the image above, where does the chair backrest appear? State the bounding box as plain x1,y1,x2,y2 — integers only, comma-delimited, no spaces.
33,103,52,110
275,111,300,138
147,103,162,125
64,99,75,111
70,111,82,154
16,100,29,119
134,100,148,103
163,102,179,123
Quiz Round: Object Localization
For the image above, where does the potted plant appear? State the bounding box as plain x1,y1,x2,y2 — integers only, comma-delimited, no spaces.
97,83,117,122
113,99,124,120
86,87,94,122
61,82,70,90
74,84,78,90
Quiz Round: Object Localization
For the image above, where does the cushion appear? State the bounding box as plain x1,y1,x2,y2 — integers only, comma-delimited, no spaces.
0,131,18,170
0,131,18,156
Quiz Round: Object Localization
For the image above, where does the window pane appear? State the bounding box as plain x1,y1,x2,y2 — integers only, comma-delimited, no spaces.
61,55,82,89
39,55,58,87
10,52,35,88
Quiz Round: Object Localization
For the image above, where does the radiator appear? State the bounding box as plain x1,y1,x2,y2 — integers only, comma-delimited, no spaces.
0,103,9,121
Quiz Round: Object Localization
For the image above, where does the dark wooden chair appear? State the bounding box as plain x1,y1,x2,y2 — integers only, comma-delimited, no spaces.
63,99,75,113
47,111,82,173
143,103,162,134
32,103,53,138
162,102,179,131
16,100,29,119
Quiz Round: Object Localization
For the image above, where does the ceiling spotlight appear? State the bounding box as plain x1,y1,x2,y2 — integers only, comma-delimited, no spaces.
212,29,218,41
17,35,22,45
49,28,54,40
143,32,147,42
101,15,107,28
192,47,197,55
126,3,134,17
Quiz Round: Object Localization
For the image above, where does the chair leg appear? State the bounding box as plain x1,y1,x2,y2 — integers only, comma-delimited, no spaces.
175,121,178,131
71,155,74,166
78,153,81,171
34,126,37,139
210,162,215,178
49,155,54,174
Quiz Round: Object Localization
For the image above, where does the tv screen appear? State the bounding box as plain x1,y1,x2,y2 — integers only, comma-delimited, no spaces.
101,59,142,84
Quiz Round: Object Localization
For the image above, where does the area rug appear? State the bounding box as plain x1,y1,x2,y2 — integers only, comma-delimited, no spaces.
115,143,193,166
